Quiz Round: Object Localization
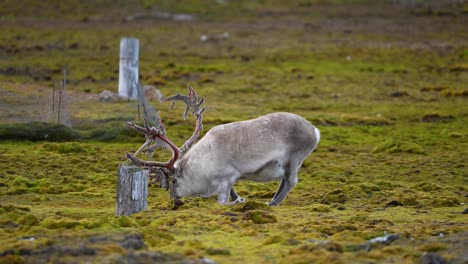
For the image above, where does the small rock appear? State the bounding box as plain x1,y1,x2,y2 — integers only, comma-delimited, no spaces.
462,208,468,214
18,236,36,241
421,252,446,264
143,85,163,101
286,238,301,245
385,200,404,208
98,90,121,102
368,234,400,245
200,258,218,264
168,199,184,210
390,91,409,97
421,114,454,122
121,234,145,250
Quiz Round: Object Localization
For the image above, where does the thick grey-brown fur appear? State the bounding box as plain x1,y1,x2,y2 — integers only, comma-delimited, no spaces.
171,112,320,206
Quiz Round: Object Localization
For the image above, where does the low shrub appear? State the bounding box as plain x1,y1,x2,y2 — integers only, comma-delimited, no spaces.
0,122,78,141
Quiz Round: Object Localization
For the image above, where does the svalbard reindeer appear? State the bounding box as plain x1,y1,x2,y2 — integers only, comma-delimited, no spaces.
126,86,320,206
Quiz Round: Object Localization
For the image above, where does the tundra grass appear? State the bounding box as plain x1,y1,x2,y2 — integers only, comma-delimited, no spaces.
0,0,467,263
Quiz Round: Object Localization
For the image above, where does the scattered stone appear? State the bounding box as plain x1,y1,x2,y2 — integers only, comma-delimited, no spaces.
97,87,162,102
200,32,230,43
421,252,446,264
68,42,80,49
120,234,145,250
368,234,400,245
421,114,454,122
112,252,197,264
336,204,346,211
346,233,401,252
98,90,122,102
385,200,404,208
18,236,36,241
286,238,301,246
1,233,198,263
143,85,163,101
448,65,468,73
200,257,218,264
168,199,185,210
125,11,195,22
390,91,409,97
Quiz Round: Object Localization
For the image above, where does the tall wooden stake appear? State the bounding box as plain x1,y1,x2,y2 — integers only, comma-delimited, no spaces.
52,80,56,115
118,38,139,99
57,81,63,124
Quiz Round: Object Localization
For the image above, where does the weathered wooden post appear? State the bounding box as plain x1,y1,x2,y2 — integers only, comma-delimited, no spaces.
115,164,149,216
118,38,139,99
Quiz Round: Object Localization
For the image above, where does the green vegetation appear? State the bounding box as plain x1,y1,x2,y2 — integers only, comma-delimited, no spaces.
0,0,467,263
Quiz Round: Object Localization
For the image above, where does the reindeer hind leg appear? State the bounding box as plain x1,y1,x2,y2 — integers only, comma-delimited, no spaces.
230,187,246,204
268,162,299,206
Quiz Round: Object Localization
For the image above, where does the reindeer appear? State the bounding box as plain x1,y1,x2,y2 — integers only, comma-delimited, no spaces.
126,86,320,206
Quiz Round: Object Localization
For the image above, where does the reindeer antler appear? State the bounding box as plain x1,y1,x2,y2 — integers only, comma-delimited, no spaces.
164,85,205,155
126,85,206,170
165,85,205,120
126,118,179,169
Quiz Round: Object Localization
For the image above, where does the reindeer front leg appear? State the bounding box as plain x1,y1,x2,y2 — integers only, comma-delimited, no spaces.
217,181,231,205
217,175,242,205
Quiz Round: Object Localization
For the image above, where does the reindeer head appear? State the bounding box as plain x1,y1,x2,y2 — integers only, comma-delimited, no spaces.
126,85,205,199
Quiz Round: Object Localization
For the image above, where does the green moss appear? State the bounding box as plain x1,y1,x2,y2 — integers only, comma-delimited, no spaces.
372,140,425,154
321,189,347,204
430,197,460,207
349,213,369,223
244,210,277,224
417,243,447,252
289,241,344,255
41,218,81,229
231,200,272,212
17,214,39,226
0,1,467,263
142,228,175,247
359,183,381,194
0,122,78,141
398,194,420,206
263,235,285,245
206,248,231,256
38,142,93,154
310,204,331,213
0,255,25,264
414,182,442,192
114,216,134,228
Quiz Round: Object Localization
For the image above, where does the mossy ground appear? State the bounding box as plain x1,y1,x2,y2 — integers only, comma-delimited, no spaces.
0,0,467,263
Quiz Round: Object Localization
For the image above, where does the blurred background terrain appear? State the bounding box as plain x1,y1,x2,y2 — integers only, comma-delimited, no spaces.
0,0,467,263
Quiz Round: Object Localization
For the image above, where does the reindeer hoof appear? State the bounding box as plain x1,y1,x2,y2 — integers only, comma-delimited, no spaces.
233,197,246,204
